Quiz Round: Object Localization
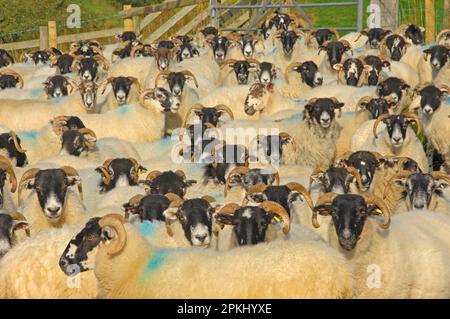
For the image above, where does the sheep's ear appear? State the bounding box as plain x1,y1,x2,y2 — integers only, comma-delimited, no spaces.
67,176,81,186
12,220,30,233
392,178,405,187
434,179,449,195
439,88,449,99
184,179,197,187
332,63,343,71
334,102,345,109
363,65,373,72
23,178,36,190
162,207,179,221
101,226,116,241
382,60,391,68
249,192,267,203
314,205,334,216
419,26,425,32
266,83,274,92
287,191,304,204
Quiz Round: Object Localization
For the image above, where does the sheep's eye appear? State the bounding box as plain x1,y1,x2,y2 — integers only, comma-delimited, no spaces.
86,234,96,241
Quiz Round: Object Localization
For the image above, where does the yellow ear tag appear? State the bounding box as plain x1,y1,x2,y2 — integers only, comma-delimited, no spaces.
137,168,143,176
373,208,383,216
273,216,281,223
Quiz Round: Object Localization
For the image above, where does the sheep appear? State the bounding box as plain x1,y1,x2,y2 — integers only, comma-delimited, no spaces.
0,211,29,258
18,166,86,235
313,192,450,298
0,69,24,90
75,87,180,143
390,171,449,214
417,45,450,84
266,30,305,70
0,130,28,167
436,29,450,46
60,213,355,299
332,57,373,87
0,156,19,213
153,70,200,132
0,224,97,298
413,83,450,171
181,103,234,128
317,40,354,79
351,113,429,172
353,28,392,51
0,80,99,132
98,76,142,112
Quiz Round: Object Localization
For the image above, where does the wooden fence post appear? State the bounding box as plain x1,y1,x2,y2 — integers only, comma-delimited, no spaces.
123,5,134,32
133,15,141,34
445,0,449,29
39,26,49,50
425,0,435,42
48,21,57,48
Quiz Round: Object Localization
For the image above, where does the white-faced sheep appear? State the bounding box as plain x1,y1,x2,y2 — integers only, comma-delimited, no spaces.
59,213,355,298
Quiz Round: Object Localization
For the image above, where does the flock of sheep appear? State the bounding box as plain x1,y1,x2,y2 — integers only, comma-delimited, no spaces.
0,10,449,299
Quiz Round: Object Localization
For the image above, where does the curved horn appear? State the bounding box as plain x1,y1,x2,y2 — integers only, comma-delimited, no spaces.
154,70,171,87
404,112,422,137
279,132,296,151
430,171,450,184
123,194,144,219
214,104,234,120
284,62,303,83
175,170,186,180
260,200,290,235
180,70,199,88
93,54,109,70
97,166,111,185
100,77,114,95
181,103,205,128
61,166,83,200
0,156,17,193
139,89,154,106
286,182,314,209
436,29,450,45
146,170,162,182
308,166,328,192
372,113,392,139
340,39,353,55
18,168,40,206
242,183,267,205
165,192,184,207
8,131,27,153
0,69,24,88
330,28,340,39
312,192,338,228
355,96,373,112
220,59,238,69
224,166,249,197
127,76,142,94
9,212,30,237
360,193,391,229
98,214,128,256
78,128,97,149
346,166,364,190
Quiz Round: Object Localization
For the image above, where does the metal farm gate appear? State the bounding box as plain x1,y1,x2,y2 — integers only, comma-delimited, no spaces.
209,0,365,33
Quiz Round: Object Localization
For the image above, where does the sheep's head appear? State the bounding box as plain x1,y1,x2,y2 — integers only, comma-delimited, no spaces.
206,35,232,64
0,69,24,90
183,103,234,128
393,171,450,210
333,58,372,87
0,49,14,68
43,75,76,99
139,87,181,113
256,62,278,84
313,193,390,250
304,97,344,129
372,113,421,149
423,45,449,71
236,34,263,58
0,131,28,167
122,192,181,222
274,30,304,56
18,167,82,222
250,132,295,165
175,42,199,62
100,76,141,105
362,55,391,86
155,70,198,97
154,46,179,71
376,77,410,107
309,165,364,195
414,83,449,117
0,212,29,258
215,201,290,246
60,128,97,156
306,28,339,48
244,82,274,116
318,40,353,69
222,58,260,85
224,166,280,197
335,151,383,191
355,95,396,119
381,34,409,61
75,79,99,110
73,55,109,81
141,170,196,198
285,61,323,87
96,158,147,193
357,28,392,49
163,195,217,247
398,24,425,45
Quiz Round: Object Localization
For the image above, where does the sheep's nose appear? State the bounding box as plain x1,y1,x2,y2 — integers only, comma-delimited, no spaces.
195,234,207,243
47,206,61,215
59,257,69,268
342,229,352,240
316,77,323,85
414,203,425,209
393,137,402,143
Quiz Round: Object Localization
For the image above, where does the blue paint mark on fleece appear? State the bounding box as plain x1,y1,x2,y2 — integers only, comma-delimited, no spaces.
20,130,38,142
139,248,171,284
447,96,450,105
137,221,157,238
117,104,132,114
30,87,42,97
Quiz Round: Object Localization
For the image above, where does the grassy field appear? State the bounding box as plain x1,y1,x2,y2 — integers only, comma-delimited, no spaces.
0,0,447,43
0,0,161,43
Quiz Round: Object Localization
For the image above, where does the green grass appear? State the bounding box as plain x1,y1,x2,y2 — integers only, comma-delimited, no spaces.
0,0,161,43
